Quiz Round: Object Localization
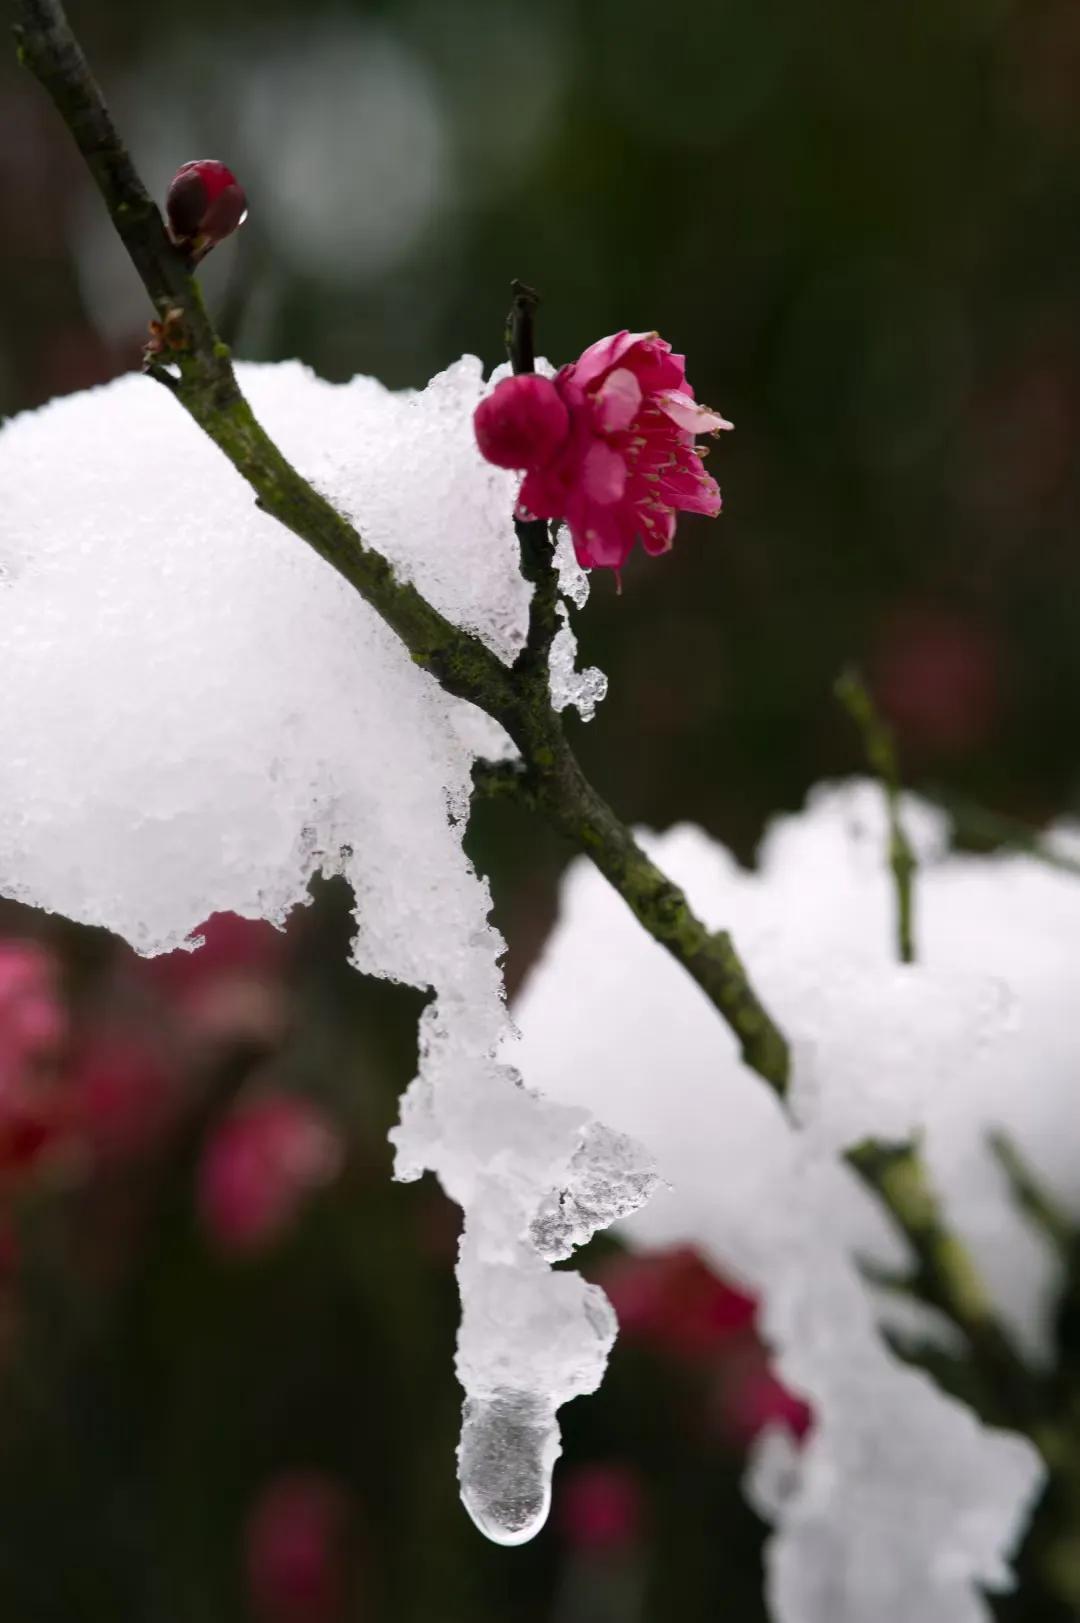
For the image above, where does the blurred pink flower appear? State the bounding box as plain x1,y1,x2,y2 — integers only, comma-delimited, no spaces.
245,1472,350,1623
68,1036,178,1163
148,914,287,997
871,605,1001,757
198,1093,343,1256
145,914,289,1049
599,1245,757,1361
0,941,68,1179
0,940,65,1089
558,1462,645,1554
714,1356,813,1448
474,331,730,570
0,1102,65,1177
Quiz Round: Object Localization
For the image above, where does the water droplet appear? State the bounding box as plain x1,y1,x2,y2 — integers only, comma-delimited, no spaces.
458,1389,559,1547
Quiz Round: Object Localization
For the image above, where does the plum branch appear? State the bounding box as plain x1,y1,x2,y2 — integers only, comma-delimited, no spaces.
13,0,1042,1433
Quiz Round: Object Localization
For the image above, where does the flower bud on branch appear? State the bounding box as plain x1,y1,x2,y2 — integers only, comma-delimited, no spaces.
165,159,247,266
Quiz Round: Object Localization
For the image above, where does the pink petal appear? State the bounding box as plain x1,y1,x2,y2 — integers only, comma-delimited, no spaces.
656,391,733,435
569,330,654,390
517,467,566,521
593,367,643,433
654,465,723,517
582,441,627,505
625,340,685,394
639,507,677,555
567,498,636,569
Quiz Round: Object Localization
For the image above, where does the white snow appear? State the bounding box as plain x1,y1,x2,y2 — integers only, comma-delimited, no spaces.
511,781,1056,1621
0,355,636,1546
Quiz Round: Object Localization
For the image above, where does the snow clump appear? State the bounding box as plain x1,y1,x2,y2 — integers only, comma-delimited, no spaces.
511,781,1055,1622
0,355,640,1545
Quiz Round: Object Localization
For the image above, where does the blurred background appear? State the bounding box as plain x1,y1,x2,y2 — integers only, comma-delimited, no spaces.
2,0,1079,1616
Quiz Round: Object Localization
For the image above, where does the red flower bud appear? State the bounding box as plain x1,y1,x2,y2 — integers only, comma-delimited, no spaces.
473,374,570,472
165,160,247,262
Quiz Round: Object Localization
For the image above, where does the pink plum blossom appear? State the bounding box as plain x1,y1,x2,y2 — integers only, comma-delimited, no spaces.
473,331,731,570
871,604,1001,757
0,940,65,1092
0,940,68,1178
245,1472,350,1623
714,1357,813,1448
558,1462,646,1553
598,1245,757,1360
198,1092,344,1256
144,913,290,1049
69,1035,179,1163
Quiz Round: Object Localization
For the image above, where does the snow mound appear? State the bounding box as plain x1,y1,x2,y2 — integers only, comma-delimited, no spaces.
512,781,1052,1621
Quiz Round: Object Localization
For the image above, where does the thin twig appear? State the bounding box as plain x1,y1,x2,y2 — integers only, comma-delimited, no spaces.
928,789,1080,880
836,667,917,963
504,279,561,677
990,1132,1073,1257
505,279,539,377
847,1139,1038,1426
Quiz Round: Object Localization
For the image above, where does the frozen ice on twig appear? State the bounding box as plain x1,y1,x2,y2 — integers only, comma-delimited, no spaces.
553,527,590,611
547,530,607,720
548,603,608,721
